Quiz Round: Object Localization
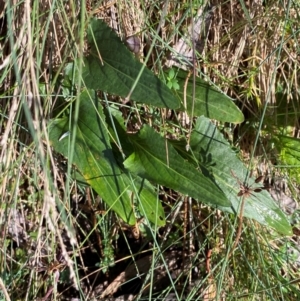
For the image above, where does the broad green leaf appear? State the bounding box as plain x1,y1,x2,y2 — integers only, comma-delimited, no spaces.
48,89,135,224
103,107,165,226
276,134,300,183
129,175,165,227
65,19,180,110
124,125,230,207
189,116,292,235
174,69,244,123
48,90,165,226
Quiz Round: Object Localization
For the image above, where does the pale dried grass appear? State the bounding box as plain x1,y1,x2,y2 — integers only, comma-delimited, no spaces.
0,1,80,297
205,1,299,109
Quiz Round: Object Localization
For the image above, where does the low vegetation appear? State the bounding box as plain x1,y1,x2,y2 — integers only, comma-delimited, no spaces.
0,0,299,300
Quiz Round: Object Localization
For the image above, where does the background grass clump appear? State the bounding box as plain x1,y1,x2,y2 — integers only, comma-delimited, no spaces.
0,0,299,300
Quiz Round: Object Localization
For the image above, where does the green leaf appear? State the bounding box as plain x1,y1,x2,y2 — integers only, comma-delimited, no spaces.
103,107,165,226
276,134,300,183
174,69,244,123
49,89,135,224
65,19,180,110
49,90,165,226
189,116,292,235
124,125,230,207
168,68,175,79
129,175,165,226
